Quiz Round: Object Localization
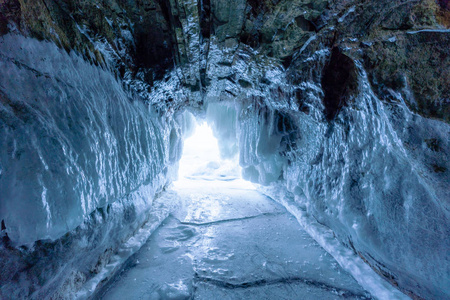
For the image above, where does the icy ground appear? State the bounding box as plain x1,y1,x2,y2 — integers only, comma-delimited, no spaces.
91,123,372,299
93,178,373,300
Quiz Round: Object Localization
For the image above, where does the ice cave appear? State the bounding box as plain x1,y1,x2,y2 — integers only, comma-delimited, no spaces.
0,0,449,299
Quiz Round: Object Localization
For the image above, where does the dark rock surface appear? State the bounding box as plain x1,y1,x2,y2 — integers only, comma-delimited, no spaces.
1,0,448,120
321,47,358,120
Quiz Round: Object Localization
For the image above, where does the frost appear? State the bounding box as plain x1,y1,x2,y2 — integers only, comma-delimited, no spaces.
407,29,450,34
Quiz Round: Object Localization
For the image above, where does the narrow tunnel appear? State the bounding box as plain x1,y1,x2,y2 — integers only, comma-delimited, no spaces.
91,115,387,299
0,1,449,299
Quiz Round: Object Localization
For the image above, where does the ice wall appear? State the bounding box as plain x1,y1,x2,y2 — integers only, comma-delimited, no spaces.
0,34,182,246
207,63,449,299
280,69,449,299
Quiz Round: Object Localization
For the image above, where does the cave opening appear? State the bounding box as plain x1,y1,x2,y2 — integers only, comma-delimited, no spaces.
174,114,253,191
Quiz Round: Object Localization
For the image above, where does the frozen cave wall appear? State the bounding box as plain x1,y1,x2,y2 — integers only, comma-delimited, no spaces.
1,0,449,299
232,69,449,299
0,1,187,295
0,34,182,245
191,1,450,298
0,33,185,298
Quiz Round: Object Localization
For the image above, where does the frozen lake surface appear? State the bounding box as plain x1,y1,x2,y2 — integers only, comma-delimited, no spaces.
94,178,372,299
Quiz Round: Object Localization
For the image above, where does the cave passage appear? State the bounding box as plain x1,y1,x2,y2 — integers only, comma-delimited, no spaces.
93,119,373,299
1,0,449,298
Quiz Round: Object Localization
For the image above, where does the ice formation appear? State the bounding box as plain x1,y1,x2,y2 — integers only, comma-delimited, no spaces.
0,34,182,245
204,66,449,298
96,120,407,300
0,34,184,299
1,0,449,299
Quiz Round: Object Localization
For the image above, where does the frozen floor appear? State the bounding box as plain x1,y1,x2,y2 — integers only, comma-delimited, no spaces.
94,179,372,300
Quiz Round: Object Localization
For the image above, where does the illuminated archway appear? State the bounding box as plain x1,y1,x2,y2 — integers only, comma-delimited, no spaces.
174,119,253,190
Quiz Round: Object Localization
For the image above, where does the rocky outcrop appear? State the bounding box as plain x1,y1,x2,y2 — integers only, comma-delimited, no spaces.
2,0,448,121
362,30,450,122
0,0,177,91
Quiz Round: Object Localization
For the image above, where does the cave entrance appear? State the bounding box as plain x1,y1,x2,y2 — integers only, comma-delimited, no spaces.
174,118,253,190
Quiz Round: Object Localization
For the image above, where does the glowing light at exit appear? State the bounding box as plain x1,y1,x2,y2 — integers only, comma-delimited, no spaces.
175,120,254,190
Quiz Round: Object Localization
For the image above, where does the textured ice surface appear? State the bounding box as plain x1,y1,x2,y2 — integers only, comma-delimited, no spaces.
174,180,277,225
0,34,182,245
75,191,182,299
260,184,410,300
94,179,372,300
208,59,449,297
0,186,182,299
206,102,239,159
